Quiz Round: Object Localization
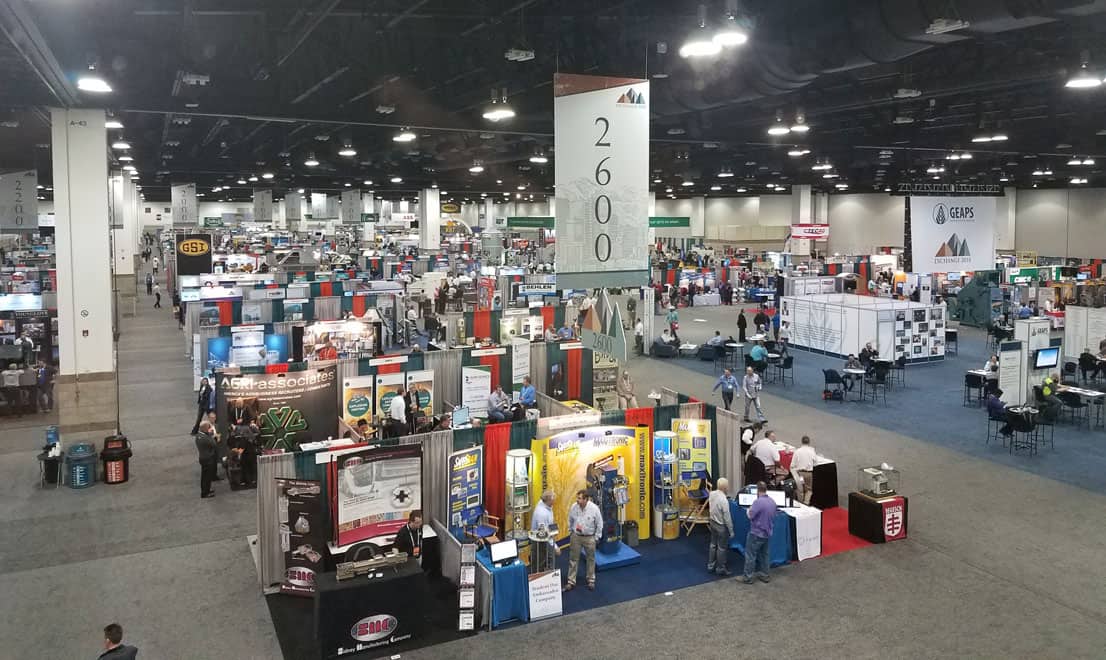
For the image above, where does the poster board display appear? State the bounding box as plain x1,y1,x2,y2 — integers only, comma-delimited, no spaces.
275,478,325,596
230,325,265,366
405,369,434,418
342,376,374,427
530,425,651,542
304,319,376,359
448,446,483,533
215,365,338,450
375,373,405,419
510,337,531,401
461,366,491,417
476,276,498,311
527,569,563,621
672,419,711,509
335,444,423,546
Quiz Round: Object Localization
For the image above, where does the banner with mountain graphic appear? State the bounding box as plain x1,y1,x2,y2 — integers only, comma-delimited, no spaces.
910,196,996,273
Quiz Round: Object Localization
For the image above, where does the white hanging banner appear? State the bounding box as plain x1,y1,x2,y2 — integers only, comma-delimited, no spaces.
554,73,649,289
341,189,361,224
284,192,302,221
171,183,198,226
325,195,340,220
909,196,996,273
253,189,273,223
311,192,327,219
0,170,38,230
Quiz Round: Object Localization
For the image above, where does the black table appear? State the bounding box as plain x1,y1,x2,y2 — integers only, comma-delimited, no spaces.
314,562,440,659
847,491,909,544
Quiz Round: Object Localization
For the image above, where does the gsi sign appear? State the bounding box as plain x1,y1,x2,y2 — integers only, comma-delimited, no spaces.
178,238,210,255
791,224,830,239
350,614,397,642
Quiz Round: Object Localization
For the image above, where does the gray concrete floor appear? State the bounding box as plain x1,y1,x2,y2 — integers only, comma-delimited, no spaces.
4,293,1105,659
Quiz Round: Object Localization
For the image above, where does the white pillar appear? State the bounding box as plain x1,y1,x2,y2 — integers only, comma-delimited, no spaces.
110,172,133,277
419,188,441,250
690,195,706,239
51,107,117,433
790,184,814,258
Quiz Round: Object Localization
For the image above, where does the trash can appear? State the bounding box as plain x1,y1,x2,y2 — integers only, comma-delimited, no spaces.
623,521,639,547
65,443,97,488
100,435,133,485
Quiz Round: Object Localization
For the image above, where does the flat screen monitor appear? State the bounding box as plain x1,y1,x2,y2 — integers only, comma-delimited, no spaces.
766,490,788,506
1034,347,1060,370
451,406,470,427
1077,272,1090,281
737,493,757,506
489,539,518,565
946,272,961,281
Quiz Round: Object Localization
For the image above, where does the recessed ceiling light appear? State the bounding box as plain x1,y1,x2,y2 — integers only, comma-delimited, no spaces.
390,176,402,183
118,155,133,162
111,141,130,150
338,145,357,157
529,154,549,164
681,180,694,187
249,175,258,182
787,149,810,157
393,130,416,143
105,119,123,129
469,163,485,173
236,179,246,184
736,187,747,193
77,74,112,93
344,182,352,187
710,185,722,191
261,172,274,179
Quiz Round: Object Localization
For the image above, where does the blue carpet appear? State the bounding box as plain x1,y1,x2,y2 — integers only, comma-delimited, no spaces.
556,528,735,615
677,328,1106,495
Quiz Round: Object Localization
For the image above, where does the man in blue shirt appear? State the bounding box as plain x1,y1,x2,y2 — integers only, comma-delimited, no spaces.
743,481,777,584
518,376,536,408
749,340,768,364
712,368,739,410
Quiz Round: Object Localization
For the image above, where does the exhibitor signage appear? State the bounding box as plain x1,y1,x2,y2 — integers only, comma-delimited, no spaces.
176,233,213,276
554,73,649,289
0,170,38,229
790,224,830,239
909,196,996,273
216,366,338,450
648,216,689,228
507,216,554,229
171,182,198,225
275,478,325,596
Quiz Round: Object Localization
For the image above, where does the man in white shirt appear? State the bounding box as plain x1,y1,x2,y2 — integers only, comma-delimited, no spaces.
530,490,560,571
707,477,734,575
750,430,781,475
789,435,818,504
706,330,725,347
565,489,603,591
634,318,644,354
388,387,407,438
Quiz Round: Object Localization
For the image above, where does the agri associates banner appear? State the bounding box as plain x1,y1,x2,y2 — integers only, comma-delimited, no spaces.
910,196,996,273
216,365,338,450
335,444,423,546
530,425,651,542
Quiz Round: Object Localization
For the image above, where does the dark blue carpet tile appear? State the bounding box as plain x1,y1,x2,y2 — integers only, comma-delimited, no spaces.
677,330,1106,495
556,528,743,615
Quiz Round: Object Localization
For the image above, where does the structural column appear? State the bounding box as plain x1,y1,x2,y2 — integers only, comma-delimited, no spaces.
51,107,118,435
419,188,441,250
110,171,137,316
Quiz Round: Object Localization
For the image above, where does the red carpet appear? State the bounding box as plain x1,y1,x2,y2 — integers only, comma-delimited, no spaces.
820,507,872,557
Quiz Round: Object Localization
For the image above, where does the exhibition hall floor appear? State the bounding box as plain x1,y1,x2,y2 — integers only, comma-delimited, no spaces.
2,291,1106,658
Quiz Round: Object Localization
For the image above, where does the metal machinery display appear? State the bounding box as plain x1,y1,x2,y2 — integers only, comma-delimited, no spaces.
652,431,680,541
586,454,629,553
504,449,532,543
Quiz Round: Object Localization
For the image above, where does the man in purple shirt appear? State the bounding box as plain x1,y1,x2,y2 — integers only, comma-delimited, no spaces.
743,481,777,584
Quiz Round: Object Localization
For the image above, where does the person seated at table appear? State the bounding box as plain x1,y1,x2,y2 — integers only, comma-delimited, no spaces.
983,353,1000,394
659,329,678,347
986,389,1012,437
1037,373,1062,421
749,340,768,370
858,342,876,369
706,330,725,347
842,354,863,391
1017,302,1033,319
487,385,512,423
543,326,558,342
393,510,424,561
749,430,784,480
518,376,536,409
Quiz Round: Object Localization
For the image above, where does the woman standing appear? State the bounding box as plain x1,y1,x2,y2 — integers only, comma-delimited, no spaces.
191,377,213,435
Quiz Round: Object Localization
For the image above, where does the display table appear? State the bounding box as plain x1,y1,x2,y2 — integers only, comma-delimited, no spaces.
847,492,909,544
728,500,792,567
325,524,440,576
314,562,438,659
693,293,721,306
475,548,529,628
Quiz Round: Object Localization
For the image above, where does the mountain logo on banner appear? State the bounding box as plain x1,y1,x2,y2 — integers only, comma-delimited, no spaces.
935,233,971,258
581,290,627,362
616,88,646,105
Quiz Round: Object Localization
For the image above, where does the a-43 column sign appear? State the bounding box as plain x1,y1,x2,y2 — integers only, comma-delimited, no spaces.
553,74,649,289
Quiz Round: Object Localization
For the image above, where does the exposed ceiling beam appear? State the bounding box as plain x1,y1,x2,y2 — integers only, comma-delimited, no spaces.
274,0,343,69
386,0,432,28
291,65,349,104
0,0,79,107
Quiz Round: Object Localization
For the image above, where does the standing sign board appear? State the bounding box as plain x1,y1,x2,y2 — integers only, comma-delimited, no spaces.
275,478,325,596
447,446,483,534
0,170,38,229
171,183,198,226
554,73,649,289
510,337,531,401
527,569,563,621
909,196,996,273
461,366,491,418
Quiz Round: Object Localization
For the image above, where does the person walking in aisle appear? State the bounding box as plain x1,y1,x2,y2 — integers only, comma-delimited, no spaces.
712,368,739,411
153,283,162,308
707,477,734,576
152,255,160,275
742,366,765,423
741,481,777,584
97,623,139,659
564,489,603,592
191,377,213,435
35,359,55,412
145,272,153,295
665,305,680,342
194,421,219,499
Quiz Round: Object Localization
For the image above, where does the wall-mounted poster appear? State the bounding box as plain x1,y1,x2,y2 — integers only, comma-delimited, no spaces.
215,365,338,449
342,375,374,427
405,369,434,418
335,444,423,546
242,301,263,324
275,478,325,597
530,425,651,542
448,446,483,535
375,373,405,418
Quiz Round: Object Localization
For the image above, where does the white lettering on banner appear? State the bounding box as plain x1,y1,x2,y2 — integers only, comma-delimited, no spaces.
461,366,491,417
909,196,996,272
554,74,649,288
253,189,273,223
790,224,829,239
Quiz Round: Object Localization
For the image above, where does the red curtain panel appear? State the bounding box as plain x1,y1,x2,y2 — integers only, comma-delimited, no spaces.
479,354,501,390
217,301,233,325
624,407,655,438
482,422,511,522
352,295,368,317
566,348,582,399
473,310,492,339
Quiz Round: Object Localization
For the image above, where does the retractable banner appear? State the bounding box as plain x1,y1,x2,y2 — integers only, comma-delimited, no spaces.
343,375,374,427
276,478,325,596
447,446,483,533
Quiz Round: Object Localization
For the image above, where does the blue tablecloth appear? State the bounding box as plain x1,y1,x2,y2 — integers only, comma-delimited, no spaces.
476,549,529,627
729,500,792,568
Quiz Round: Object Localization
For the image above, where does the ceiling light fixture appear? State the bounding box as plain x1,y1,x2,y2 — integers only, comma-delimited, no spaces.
717,168,734,178
529,153,549,164
392,129,416,142
469,161,485,174
261,172,274,179
787,148,810,157
248,175,258,182
811,162,833,171
122,165,136,172
972,132,1008,143
338,144,357,157
681,180,694,187
118,155,133,162
1071,177,1089,184
680,5,722,58
111,140,130,150
712,2,748,48
77,64,112,93
767,110,791,136
304,153,320,167
710,185,722,191
1066,51,1103,89
790,111,810,133
482,87,516,122
236,179,246,184
105,119,123,129
390,176,402,183
736,187,747,193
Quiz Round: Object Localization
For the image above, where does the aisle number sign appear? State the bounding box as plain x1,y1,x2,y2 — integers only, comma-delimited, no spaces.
554,73,649,288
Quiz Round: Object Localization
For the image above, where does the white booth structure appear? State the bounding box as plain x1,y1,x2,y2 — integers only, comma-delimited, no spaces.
779,293,946,364
1062,306,1106,360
